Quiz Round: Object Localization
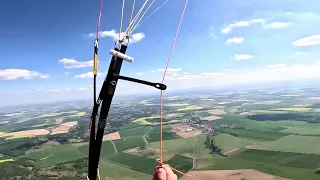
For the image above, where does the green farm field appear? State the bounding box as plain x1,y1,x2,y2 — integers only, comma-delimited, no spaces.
280,126,320,135
195,111,212,117
119,126,152,137
19,144,87,167
106,152,158,175
145,136,198,160
103,152,193,178
167,154,193,179
220,128,289,141
113,137,146,152
99,160,153,180
119,123,142,130
193,135,213,159
78,141,116,157
126,135,209,161
194,157,320,180
3,89,320,180
146,125,181,143
258,135,320,154
213,133,269,154
211,113,320,133
241,100,305,110
232,149,320,169
147,132,180,143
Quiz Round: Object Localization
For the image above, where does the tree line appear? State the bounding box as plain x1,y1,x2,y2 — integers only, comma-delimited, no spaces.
204,135,226,157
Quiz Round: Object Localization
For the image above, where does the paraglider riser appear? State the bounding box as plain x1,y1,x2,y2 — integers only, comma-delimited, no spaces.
88,44,166,180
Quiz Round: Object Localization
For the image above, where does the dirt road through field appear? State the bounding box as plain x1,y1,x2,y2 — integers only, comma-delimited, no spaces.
181,169,288,180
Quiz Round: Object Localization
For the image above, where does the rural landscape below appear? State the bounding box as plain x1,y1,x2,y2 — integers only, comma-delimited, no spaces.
1,86,320,180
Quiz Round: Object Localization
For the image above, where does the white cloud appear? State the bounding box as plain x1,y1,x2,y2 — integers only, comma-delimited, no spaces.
64,72,71,76
0,69,49,80
59,58,94,69
292,35,320,46
267,64,286,69
157,68,182,72
232,21,250,27
221,17,292,33
159,60,320,91
150,70,156,73
234,54,253,60
243,62,320,83
250,19,266,23
36,87,89,92
221,19,266,34
130,33,145,43
219,12,319,35
227,37,244,44
293,52,309,56
263,22,291,29
221,27,232,34
154,67,227,81
7,61,320,106
285,12,320,22
136,72,144,76
169,72,227,80
74,72,105,79
88,30,145,43
74,72,93,79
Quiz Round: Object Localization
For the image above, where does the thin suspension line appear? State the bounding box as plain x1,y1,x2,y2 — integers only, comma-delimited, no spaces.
127,0,136,35
133,0,170,31
129,0,155,35
130,0,149,28
95,0,104,40
158,0,191,177
88,0,104,179
119,0,126,42
126,0,149,35
93,0,104,85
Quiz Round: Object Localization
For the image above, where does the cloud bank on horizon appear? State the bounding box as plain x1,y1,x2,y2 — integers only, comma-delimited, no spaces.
0,0,320,105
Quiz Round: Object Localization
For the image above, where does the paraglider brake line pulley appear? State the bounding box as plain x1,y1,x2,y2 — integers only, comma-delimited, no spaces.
113,74,167,90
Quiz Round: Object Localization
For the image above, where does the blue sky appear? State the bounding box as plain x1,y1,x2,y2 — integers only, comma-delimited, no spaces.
0,0,320,106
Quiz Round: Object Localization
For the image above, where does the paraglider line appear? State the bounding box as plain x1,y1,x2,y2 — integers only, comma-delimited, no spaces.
158,0,192,177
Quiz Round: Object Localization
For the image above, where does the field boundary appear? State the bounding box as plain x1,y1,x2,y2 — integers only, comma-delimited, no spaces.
100,159,153,177
192,136,199,168
110,140,118,153
179,135,199,180
143,127,153,145
75,145,88,157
